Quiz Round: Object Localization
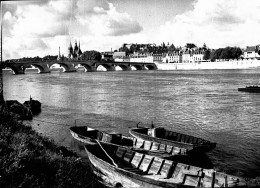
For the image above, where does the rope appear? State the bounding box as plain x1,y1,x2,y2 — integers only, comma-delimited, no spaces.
95,140,118,168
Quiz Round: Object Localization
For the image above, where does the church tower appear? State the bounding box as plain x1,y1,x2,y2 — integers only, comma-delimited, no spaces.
68,41,73,59
78,41,82,56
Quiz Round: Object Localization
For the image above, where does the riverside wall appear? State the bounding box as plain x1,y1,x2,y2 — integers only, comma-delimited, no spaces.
155,59,260,70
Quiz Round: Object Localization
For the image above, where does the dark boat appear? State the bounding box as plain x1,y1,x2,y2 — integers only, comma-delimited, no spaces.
129,125,216,154
84,141,260,188
238,86,260,93
70,126,188,156
24,97,41,115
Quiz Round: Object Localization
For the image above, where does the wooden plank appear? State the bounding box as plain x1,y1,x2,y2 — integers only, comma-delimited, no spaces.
151,142,160,151
131,152,144,168
172,147,181,155
176,133,182,142
147,157,164,175
115,147,126,159
123,150,135,163
159,143,166,151
181,135,186,143
185,136,190,143
144,141,152,150
138,155,154,172
101,133,112,143
166,145,173,153
135,139,144,148
159,160,174,178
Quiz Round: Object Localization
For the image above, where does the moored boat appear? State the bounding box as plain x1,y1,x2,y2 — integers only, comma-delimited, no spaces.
84,141,260,188
70,126,188,156
238,86,260,93
129,125,216,154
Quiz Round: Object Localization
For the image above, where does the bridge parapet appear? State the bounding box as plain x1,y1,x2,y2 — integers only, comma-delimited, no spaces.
3,59,157,74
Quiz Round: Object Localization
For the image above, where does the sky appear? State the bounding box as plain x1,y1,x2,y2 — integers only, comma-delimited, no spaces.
1,0,260,60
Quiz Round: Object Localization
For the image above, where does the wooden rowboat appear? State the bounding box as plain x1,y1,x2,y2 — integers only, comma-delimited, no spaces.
129,125,216,154
70,126,188,156
84,141,260,188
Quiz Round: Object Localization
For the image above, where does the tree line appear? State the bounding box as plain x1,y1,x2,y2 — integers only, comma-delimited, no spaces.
203,47,243,61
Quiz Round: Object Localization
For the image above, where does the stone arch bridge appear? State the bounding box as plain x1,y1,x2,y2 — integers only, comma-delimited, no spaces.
3,60,158,74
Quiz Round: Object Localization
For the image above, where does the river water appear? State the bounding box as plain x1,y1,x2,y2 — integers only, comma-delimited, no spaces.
3,69,260,178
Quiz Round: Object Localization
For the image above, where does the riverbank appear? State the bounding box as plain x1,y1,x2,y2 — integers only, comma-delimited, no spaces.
0,111,106,188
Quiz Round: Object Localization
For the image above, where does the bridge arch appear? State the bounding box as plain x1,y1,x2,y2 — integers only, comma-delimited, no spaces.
31,63,48,73
54,63,70,72
131,64,145,70
115,64,130,71
3,65,17,74
79,63,94,72
97,63,115,71
144,64,157,70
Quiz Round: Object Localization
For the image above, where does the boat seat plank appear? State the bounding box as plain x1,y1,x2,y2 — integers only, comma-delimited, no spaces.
123,150,135,163
172,147,181,155
184,135,190,143
115,147,126,159
138,155,154,172
172,132,178,141
184,175,200,186
159,143,166,151
147,157,164,175
180,135,186,143
133,137,137,146
159,160,175,178
180,148,187,155
192,137,198,144
151,142,160,151
135,139,144,148
166,145,173,153
176,134,182,142
98,131,103,140
144,141,152,150
101,133,113,143
131,152,144,168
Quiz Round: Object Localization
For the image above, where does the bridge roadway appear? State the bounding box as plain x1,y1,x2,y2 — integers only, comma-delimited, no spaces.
2,59,158,74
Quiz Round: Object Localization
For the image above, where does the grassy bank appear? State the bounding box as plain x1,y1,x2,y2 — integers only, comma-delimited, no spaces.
0,111,105,188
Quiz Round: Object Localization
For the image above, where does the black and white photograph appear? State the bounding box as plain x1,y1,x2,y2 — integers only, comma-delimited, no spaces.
1,0,260,187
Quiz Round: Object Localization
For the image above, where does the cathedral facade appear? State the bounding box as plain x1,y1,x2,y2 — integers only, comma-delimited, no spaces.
68,41,82,60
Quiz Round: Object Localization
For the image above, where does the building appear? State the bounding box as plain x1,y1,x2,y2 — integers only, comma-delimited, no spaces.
243,45,260,59
129,53,153,63
162,52,181,63
153,54,163,62
101,51,114,61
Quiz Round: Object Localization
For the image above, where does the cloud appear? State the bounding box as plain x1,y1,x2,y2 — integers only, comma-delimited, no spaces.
2,0,143,59
155,0,260,48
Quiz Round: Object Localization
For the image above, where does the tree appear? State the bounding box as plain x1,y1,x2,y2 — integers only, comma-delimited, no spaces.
81,51,101,61
185,43,197,49
211,48,223,61
203,49,211,60
168,44,176,52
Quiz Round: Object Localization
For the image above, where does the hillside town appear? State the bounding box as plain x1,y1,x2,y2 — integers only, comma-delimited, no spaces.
104,43,260,63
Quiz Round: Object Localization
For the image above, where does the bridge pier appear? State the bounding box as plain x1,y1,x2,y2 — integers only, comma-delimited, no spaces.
14,68,25,74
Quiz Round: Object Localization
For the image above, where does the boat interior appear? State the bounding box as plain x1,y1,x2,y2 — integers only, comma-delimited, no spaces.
135,127,210,145
86,143,248,188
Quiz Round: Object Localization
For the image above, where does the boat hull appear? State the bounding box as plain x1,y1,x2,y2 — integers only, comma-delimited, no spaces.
238,88,260,93
129,127,216,153
84,143,259,188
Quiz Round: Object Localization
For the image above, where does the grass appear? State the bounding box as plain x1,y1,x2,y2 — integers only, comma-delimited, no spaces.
0,111,107,188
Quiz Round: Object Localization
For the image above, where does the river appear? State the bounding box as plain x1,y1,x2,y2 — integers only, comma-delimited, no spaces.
3,69,260,178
